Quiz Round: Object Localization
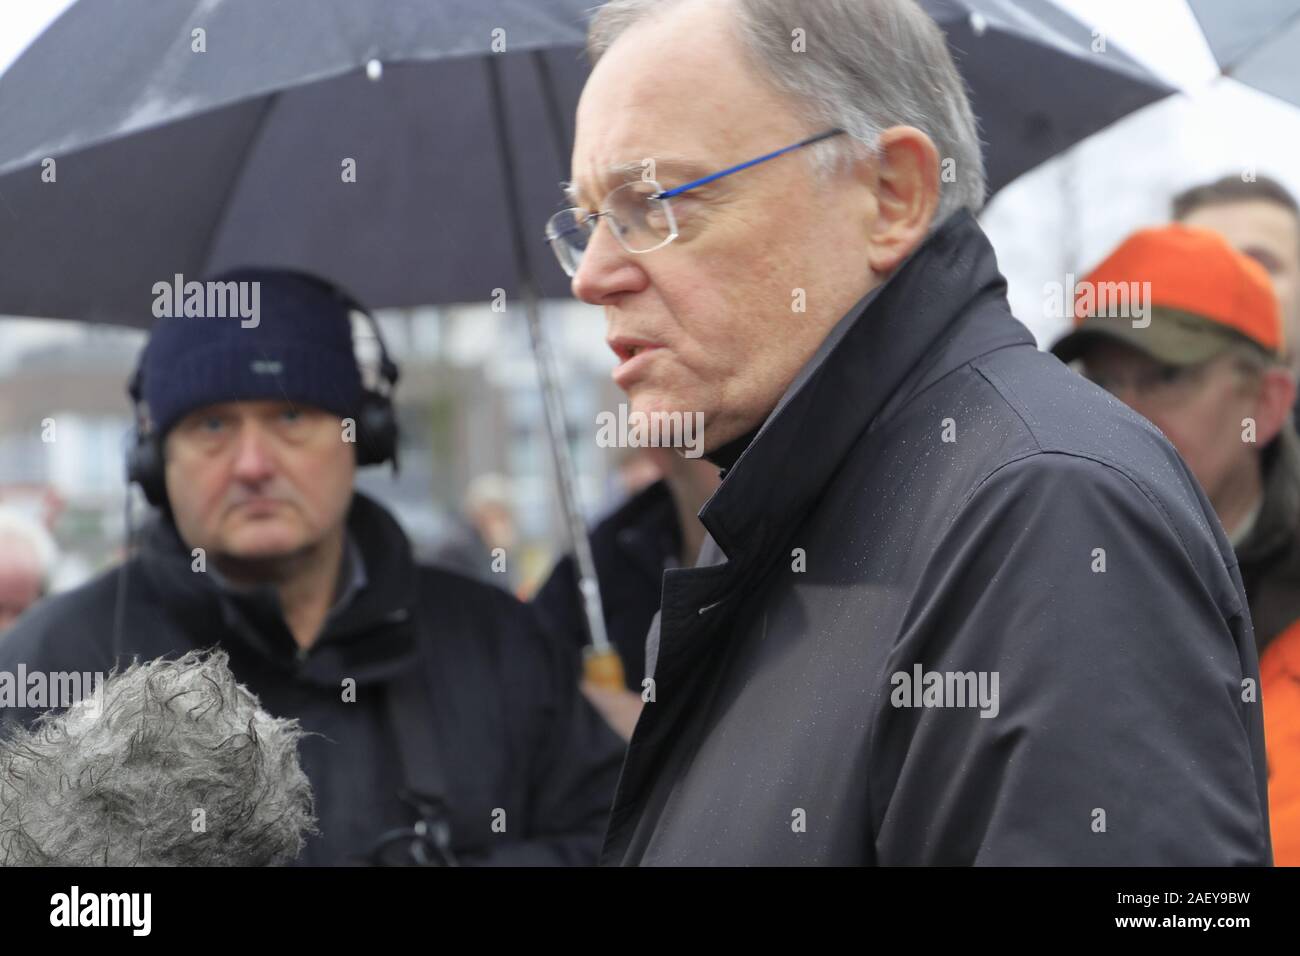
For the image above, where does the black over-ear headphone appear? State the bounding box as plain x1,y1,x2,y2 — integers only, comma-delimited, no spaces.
125,272,401,509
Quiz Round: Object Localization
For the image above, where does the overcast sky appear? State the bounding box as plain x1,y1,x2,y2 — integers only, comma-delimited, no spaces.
0,0,74,77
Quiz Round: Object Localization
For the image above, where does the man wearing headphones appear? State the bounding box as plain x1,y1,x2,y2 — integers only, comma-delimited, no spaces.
0,268,623,866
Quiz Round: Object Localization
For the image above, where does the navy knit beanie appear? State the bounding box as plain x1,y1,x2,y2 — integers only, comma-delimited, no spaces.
139,268,364,439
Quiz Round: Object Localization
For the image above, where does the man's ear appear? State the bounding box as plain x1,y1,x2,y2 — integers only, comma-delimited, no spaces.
1255,366,1297,446
865,126,941,275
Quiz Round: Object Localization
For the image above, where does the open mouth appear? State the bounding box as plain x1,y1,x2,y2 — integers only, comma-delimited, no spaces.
609,338,662,363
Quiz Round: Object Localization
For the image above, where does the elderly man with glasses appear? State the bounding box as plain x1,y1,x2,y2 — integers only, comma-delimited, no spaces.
548,0,1271,866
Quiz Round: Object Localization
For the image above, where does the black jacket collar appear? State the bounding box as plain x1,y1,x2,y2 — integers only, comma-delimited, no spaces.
699,210,1032,568
137,491,420,686
606,213,1034,847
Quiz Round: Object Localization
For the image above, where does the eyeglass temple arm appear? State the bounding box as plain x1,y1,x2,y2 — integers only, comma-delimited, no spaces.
654,128,847,199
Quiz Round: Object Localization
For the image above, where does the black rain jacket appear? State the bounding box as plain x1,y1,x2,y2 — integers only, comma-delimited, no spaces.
603,211,1273,866
0,492,623,866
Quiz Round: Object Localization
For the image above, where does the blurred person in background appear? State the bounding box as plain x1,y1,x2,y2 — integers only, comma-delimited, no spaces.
533,447,720,740
0,268,622,866
1051,223,1300,865
427,472,518,589
0,506,58,634
1174,175,1300,413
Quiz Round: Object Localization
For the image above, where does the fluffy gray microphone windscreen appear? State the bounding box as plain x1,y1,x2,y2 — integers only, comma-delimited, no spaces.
0,649,317,865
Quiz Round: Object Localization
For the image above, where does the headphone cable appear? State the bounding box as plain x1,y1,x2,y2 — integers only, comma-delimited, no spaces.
111,469,133,668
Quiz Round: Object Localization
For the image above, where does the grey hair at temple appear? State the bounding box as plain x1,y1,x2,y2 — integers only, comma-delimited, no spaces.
586,0,987,224
0,649,316,866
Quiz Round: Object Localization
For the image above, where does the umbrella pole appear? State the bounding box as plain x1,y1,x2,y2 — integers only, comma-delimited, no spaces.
523,290,624,689
485,54,624,691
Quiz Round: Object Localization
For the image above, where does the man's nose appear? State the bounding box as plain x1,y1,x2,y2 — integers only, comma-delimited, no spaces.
571,219,649,305
230,423,276,483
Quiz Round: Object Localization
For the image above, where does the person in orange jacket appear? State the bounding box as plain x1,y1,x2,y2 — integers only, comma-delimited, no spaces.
1052,223,1300,864
1261,620,1300,864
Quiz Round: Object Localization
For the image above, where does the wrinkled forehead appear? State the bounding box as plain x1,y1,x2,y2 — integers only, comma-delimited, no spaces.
569,2,790,206
570,74,732,206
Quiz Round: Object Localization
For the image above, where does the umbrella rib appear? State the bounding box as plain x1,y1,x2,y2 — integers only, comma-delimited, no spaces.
195,91,282,275
1189,3,1300,74
1222,8,1300,75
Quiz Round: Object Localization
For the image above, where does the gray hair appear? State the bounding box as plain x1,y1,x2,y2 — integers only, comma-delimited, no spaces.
587,0,986,223
0,650,316,866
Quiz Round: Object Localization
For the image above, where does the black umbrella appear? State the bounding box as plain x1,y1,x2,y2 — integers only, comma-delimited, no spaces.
0,0,1176,687
925,0,1176,197
0,0,1176,325
0,0,592,320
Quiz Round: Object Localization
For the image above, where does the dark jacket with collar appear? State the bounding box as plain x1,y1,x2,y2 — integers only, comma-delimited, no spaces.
533,479,680,691
0,492,624,866
603,211,1272,866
